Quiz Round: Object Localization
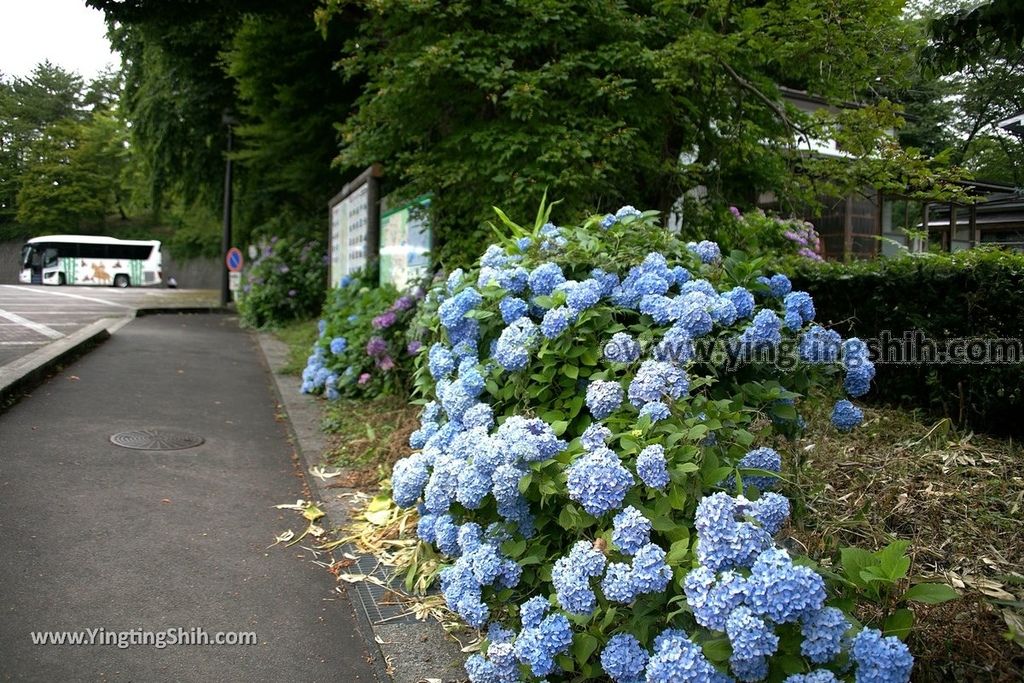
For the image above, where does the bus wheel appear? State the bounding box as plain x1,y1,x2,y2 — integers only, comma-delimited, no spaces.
58,273,66,285
114,274,130,288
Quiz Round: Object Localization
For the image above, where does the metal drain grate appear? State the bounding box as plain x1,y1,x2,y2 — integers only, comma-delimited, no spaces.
110,429,205,451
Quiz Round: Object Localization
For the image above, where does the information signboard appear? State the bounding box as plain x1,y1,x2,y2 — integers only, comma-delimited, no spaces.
327,165,381,287
379,196,431,291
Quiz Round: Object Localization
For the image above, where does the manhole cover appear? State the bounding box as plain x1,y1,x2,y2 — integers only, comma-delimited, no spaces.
110,429,204,451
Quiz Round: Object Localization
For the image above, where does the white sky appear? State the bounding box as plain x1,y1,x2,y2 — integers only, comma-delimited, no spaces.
0,0,117,82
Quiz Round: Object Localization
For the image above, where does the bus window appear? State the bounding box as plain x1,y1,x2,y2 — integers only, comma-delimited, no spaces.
43,248,58,268
79,243,108,259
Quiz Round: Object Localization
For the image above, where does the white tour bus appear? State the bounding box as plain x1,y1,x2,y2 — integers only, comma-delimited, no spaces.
19,235,163,287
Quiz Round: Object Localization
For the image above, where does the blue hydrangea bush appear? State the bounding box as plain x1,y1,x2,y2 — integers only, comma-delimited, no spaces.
390,205,909,682
300,269,423,399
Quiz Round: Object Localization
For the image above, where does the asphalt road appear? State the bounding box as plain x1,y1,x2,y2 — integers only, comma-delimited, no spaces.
0,314,378,681
0,285,218,367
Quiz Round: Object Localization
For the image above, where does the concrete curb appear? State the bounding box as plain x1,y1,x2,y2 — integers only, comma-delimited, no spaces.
253,331,467,683
0,318,115,410
134,306,232,317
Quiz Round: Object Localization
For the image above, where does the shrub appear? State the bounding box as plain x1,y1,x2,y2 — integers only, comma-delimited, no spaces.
791,248,1024,436
389,204,922,682
237,235,327,328
299,267,423,399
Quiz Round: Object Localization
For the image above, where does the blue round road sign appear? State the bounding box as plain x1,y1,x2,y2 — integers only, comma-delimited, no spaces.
226,247,244,272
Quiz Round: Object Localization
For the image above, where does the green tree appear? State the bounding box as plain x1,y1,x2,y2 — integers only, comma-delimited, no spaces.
15,108,129,230
0,62,87,230
319,0,928,266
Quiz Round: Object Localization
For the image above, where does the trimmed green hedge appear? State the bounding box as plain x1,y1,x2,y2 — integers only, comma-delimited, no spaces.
791,249,1024,436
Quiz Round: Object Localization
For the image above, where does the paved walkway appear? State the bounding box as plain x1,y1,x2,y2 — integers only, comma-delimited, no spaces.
0,314,379,681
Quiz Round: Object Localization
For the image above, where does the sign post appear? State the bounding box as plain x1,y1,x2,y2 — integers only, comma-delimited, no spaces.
225,247,244,273
225,247,244,301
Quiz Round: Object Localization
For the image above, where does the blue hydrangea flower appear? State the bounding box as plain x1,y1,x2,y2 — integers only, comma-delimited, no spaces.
464,653,495,683
800,325,842,363
429,343,455,380
600,213,618,230
541,306,576,339
566,447,634,515
684,566,748,632
580,423,612,451
552,541,607,615
724,286,756,319
514,612,573,677
844,364,875,398
727,606,779,661
801,606,850,664
746,548,826,623
630,542,672,595
628,360,689,408
730,654,769,682
494,415,567,462
587,380,624,419
565,278,603,311
644,628,723,682
439,287,483,329
491,463,526,508
654,326,695,364
494,317,539,371
751,492,791,535
456,466,491,509
499,296,529,324
640,294,675,324
694,493,773,572
496,266,529,293
392,453,430,507
784,671,841,683
636,444,669,489
612,506,652,555
409,421,439,449
434,514,460,555
671,265,691,287
329,336,348,355
463,403,495,430
528,263,566,296
616,205,643,220
687,240,722,264
446,268,464,293
600,561,636,603
600,633,648,683
739,309,783,350
671,292,714,337
783,291,816,331
480,244,509,269
604,332,641,362
680,279,718,298
727,447,781,491
639,401,670,423
851,627,914,683
711,297,739,326
519,596,550,629
591,268,620,295
831,400,863,432
758,273,792,298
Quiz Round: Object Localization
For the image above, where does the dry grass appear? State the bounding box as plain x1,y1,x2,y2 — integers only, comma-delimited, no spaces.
785,401,1024,682
318,390,1024,680
320,395,419,487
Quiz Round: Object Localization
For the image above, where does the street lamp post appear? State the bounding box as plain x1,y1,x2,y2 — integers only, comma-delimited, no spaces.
220,112,238,307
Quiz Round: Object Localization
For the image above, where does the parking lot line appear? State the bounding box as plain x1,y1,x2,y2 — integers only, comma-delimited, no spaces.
0,285,133,309
0,309,63,339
